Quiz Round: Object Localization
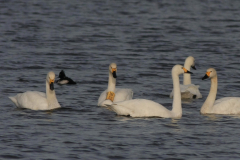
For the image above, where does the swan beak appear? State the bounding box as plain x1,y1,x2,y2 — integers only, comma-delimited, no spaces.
183,67,193,74
202,71,210,80
192,66,196,70
50,79,55,90
112,68,117,78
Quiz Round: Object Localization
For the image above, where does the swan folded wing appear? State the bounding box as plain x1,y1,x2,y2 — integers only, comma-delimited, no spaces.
16,91,48,110
98,88,133,106
114,88,133,102
170,84,202,99
99,99,113,107
109,99,172,118
170,85,191,98
212,97,240,114
98,90,108,106
185,85,202,98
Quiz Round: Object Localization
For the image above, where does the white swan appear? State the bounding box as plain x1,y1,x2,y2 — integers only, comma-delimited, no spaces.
201,68,240,114
170,56,202,99
9,71,61,110
107,65,192,118
98,63,133,107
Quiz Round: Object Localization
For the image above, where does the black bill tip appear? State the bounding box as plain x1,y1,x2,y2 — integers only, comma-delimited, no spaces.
186,70,193,74
50,82,54,90
202,74,209,80
112,71,117,78
192,66,196,70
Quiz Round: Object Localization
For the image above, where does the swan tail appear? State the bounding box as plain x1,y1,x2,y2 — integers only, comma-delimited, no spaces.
9,96,19,107
169,91,173,98
105,104,115,112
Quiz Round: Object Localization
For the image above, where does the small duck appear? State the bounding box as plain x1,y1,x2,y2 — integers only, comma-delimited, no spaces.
56,70,76,85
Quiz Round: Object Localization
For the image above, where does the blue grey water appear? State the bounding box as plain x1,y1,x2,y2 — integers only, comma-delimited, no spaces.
0,0,240,159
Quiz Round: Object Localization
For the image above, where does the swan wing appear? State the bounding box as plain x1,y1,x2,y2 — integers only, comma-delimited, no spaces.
11,91,49,110
170,84,202,99
98,90,107,106
212,97,240,114
184,84,202,98
114,88,133,102
98,88,133,106
108,99,172,118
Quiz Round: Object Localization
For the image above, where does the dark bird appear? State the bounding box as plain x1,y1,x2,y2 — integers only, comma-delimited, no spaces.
56,70,76,85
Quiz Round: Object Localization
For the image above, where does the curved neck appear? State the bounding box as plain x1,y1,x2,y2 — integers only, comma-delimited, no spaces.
107,72,116,92
183,63,191,85
46,81,60,109
201,76,218,114
171,73,182,117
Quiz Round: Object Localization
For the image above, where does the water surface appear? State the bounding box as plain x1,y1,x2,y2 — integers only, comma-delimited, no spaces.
0,0,240,159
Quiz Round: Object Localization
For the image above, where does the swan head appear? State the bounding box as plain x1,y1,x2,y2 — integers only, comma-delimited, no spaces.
109,63,117,78
47,71,55,91
185,56,196,70
172,65,193,75
202,68,217,80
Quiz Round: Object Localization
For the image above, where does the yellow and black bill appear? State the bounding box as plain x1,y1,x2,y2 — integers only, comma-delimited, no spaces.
202,71,210,80
112,68,117,78
183,67,193,74
50,79,55,90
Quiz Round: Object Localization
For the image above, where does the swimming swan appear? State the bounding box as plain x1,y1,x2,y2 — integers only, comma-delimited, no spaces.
201,68,240,114
56,70,76,84
9,71,61,110
107,65,192,118
98,63,133,107
170,56,202,99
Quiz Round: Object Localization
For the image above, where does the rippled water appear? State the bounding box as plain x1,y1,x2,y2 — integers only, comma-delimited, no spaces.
1,0,240,159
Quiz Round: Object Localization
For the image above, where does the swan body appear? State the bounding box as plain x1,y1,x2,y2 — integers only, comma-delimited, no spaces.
201,68,240,114
170,56,202,99
98,88,133,106
107,65,192,118
98,63,133,106
9,71,61,110
56,70,76,84
170,84,202,99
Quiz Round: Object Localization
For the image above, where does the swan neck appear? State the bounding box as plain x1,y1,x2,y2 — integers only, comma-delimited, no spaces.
46,81,60,109
183,63,191,85
172,73,182,117
107,72,116,92
201,76,218,114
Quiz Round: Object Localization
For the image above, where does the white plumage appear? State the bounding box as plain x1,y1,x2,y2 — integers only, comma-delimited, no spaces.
170,56,202,99
9,71,61,110
107,65,192,118
98,88,133,106
201,68,240,114
98,63,133,107
170,84,202,99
